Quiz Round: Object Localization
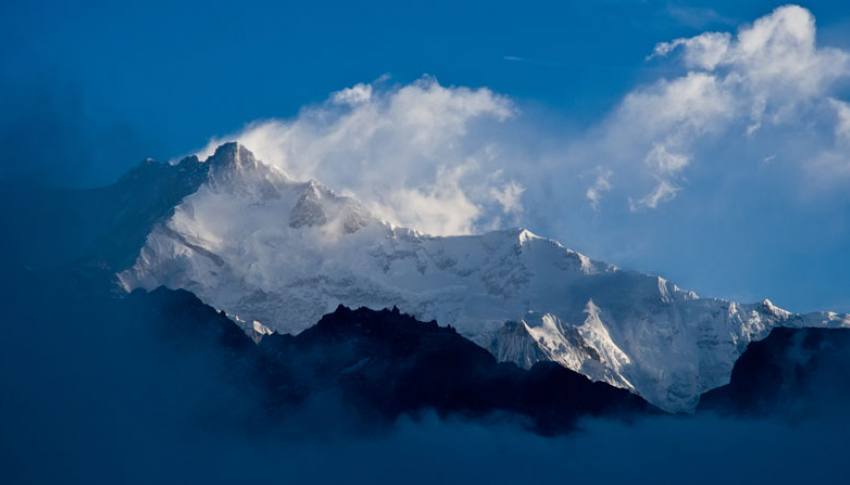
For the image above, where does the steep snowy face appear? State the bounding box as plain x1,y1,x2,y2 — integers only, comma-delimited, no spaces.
119,143,850,412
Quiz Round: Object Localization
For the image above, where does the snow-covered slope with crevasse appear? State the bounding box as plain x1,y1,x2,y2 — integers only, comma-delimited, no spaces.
119,143,850,412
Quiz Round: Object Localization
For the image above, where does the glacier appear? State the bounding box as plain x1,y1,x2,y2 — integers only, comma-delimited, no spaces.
119,143,850,412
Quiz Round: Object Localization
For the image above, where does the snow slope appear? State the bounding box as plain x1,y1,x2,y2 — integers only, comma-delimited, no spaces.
119,143,850,412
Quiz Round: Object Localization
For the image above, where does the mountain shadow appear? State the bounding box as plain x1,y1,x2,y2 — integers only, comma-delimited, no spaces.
0,155,206,270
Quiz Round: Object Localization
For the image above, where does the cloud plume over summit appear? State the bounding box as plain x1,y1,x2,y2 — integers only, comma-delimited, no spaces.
197,6,849,228
195,78,517,236
185,5,850,311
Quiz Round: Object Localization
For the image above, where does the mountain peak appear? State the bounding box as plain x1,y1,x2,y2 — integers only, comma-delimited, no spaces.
205,142,256,168
176,154,200,166
517,228,540,245
194,142,294,198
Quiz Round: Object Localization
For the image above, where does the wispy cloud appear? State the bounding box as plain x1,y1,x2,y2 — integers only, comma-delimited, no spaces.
502,55,562,67
666,4,737,29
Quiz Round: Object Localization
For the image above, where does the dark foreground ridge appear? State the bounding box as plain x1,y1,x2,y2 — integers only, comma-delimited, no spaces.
138,287,655,435
699,327,850,416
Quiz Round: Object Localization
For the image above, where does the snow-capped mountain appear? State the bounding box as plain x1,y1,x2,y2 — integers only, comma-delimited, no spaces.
119,143,850,412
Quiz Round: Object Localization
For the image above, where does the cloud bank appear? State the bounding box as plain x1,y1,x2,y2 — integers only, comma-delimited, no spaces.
624,4,850,208
196,5,849,236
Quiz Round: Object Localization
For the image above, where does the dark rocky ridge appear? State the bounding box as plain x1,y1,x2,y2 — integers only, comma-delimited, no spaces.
699,327,850,416
139,287,656,435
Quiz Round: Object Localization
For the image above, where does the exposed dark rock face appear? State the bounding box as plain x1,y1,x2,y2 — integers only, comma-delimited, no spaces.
699,327,850,416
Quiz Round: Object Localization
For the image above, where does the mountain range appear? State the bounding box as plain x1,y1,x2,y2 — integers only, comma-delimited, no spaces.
112,142,850,412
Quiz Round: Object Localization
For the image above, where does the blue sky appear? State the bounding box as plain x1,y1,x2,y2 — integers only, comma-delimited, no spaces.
4,0,848,172
2,1,850,312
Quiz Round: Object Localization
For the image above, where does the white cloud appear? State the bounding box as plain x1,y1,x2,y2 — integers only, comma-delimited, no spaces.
629,180,680,212
189,5,850,237
831,98,850,144
490,181,526,216
651,32,732,70
586,168,612,211
806,98,850,176
376,163,482,236
594,4,850,209
653,5,850,120
331,83,373,106
644,144,689,174
196,77,516,236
